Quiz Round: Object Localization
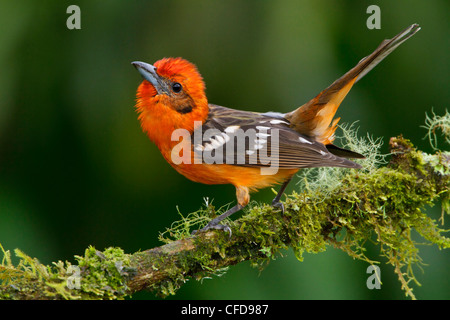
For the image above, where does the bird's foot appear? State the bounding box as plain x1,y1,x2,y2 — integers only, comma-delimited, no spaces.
191,221,232,238
191,203,243,237
271,199,285,213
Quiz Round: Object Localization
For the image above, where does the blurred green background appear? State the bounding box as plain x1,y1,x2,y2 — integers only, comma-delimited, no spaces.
0,0,448,300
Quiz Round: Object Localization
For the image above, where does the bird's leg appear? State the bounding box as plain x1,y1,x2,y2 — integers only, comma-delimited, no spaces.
272,177,293,213
192,186,249,237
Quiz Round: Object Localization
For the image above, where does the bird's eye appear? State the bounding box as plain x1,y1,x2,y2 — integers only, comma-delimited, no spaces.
172,82,182,93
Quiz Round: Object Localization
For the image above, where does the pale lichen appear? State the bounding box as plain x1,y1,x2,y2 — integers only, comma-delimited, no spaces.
422,109,450,150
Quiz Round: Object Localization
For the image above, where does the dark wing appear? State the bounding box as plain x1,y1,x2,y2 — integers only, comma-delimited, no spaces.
192,104,362,169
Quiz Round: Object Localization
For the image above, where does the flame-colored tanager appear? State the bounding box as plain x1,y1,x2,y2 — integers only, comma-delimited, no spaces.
132,24,420,234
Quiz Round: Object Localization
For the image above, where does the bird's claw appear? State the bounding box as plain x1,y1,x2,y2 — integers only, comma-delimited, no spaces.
191,222,232,238
272,200,285,214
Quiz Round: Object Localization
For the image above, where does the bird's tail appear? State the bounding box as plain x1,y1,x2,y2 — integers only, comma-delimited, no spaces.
285,24,421,146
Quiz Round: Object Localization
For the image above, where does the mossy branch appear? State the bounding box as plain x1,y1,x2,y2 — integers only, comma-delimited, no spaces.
1,135,449,300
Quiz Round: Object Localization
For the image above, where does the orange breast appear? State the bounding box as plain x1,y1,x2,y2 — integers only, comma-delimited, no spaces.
175,162,297,191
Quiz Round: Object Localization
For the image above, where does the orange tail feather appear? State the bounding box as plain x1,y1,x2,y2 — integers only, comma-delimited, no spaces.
286,24,420,145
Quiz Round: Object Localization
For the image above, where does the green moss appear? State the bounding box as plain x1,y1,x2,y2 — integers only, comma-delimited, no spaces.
0,245,133,300
283,145,449,299
74,246,133,299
